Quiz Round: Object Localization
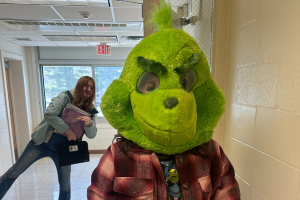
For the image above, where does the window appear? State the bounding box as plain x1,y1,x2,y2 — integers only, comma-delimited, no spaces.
41,65,123,117
94,67,123,117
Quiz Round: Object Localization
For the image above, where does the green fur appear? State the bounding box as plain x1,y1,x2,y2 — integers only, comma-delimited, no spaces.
174,53,201,75
101,28,226,155
119,29,206,90
100,79,136,131
131,88,197,146
137,56,167,75
147,0,173,31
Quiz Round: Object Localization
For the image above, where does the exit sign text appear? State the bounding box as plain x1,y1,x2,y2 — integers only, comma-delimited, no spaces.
96,45,111,55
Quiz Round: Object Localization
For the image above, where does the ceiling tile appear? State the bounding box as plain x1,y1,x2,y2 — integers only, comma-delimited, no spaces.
112,0,141,7
113,7,142,21
2,34,49,41
16,41,57,46
0,31,38,35
6,0,30,3
68,1,89,5
10,40,27,46
0,35,15,41
0,28,8,32
0,0,143,47
70,36,85,41
118,31,143,36
36,31,77,35
26,0,48,2
77,31,116,36
47,1,69,5
52,41,89,46
0,0,109,5
92,36,116,41
0,4,61,20
53,6,113,21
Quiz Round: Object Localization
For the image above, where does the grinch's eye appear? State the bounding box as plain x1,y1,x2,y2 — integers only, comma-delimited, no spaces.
180,70,196,92
137,72,160,94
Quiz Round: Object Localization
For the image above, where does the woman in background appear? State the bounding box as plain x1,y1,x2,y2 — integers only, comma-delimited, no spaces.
0,76,98,200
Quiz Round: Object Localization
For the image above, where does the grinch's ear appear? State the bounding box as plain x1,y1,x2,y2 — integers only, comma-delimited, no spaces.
194,79,226,132
100,79,134,130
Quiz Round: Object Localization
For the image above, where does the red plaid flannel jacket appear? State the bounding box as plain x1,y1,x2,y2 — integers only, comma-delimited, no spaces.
87,139,240,200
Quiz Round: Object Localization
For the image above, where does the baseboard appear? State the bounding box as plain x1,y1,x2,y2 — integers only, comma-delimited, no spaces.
89,150,106,154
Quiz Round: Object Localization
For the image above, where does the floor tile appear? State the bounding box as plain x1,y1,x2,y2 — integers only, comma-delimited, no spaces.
1,154,102,200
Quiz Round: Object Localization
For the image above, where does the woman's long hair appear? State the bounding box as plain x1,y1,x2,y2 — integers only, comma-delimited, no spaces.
72,76,96,112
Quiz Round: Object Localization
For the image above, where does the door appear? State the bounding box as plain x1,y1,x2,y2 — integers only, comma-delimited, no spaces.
5,66,18,160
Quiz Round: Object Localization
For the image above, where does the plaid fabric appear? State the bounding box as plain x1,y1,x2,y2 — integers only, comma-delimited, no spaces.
87,140,240,200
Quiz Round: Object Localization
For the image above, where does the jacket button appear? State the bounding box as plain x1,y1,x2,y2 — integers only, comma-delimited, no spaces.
178,156,183,163
183,183,189,189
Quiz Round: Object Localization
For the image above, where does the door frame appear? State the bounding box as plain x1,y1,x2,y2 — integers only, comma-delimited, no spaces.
0,50,31,163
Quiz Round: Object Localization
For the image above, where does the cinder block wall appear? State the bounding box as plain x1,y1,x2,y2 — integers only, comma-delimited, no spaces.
215,0,300,199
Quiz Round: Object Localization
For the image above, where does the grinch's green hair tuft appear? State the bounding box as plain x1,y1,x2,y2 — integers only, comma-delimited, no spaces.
147,0,173,31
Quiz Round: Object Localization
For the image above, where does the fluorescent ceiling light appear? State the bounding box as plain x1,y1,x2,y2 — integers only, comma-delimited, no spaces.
43,35,117,42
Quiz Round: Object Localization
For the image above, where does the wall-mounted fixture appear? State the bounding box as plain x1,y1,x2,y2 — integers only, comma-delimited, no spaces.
4,60,9,69
176,0,201,26
78,11,92,20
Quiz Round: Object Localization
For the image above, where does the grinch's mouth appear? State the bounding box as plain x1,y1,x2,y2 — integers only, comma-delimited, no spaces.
135,112,197,146
135,113,194,134
135,114,177,133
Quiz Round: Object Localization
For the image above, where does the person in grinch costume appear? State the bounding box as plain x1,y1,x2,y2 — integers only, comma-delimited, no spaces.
87,1,240,199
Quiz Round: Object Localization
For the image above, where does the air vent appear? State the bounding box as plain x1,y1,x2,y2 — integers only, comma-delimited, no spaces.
44,35,118,42
5,21,127,27
15,38,32,41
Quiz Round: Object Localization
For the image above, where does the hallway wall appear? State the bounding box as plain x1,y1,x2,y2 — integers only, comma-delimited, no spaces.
217,0,300,199
0,38,28,175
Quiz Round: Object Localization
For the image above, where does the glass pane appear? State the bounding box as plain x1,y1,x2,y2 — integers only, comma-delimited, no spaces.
94,67,123,117
42,66,92,108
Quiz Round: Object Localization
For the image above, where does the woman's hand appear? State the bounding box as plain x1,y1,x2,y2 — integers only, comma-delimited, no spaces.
66,129,77,141
77,116,93,127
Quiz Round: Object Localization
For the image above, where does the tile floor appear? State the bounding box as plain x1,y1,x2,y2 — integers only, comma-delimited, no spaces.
2,154,102,200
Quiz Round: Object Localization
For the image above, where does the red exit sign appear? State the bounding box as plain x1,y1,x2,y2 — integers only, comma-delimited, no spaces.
96,45,111,55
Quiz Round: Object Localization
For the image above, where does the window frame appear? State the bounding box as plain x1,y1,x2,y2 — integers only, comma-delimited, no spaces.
39,63,123,124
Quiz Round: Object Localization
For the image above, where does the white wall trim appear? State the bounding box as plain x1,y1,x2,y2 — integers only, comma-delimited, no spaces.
25,47,43,127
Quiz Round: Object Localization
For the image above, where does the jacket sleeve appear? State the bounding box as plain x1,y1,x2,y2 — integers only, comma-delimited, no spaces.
44,92,70,133
87,145,117,200
84,116,97,139
211,146,241,200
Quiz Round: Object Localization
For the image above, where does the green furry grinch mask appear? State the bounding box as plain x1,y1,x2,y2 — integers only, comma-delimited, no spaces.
101,1,225,155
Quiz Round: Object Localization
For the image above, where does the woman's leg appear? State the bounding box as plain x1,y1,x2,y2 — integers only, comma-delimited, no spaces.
47,133,71,200
51,155,71,200
0,140,46,199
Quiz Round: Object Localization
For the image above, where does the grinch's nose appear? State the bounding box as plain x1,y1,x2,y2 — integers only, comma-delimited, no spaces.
164,97,179,109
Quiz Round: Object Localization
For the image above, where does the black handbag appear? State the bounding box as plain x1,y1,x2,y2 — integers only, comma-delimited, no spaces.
57,140,89,167
56,90,97,167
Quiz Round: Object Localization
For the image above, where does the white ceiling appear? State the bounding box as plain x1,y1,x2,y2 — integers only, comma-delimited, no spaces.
0,0,144,47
